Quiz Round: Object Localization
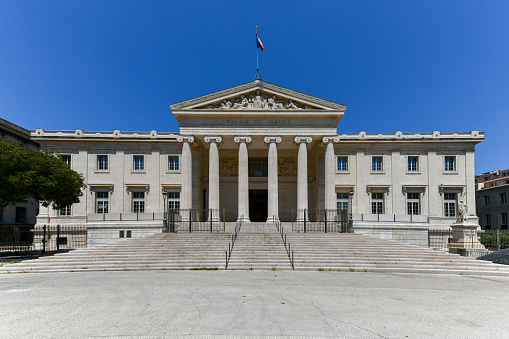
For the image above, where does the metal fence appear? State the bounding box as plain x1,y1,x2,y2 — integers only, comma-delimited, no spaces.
479,229,509,252
291,209,350,233
0,225,34,251
33,225,87,253
164,209,225,233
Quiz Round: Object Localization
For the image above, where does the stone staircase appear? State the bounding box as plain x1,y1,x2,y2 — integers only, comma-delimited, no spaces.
226,222,292,270
2,226,509,276
289,232,509,276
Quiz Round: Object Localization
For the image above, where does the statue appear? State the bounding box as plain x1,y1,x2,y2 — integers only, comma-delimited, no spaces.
457,200,468,223
232,95,248,109
220,99,232,109
285,100,300,110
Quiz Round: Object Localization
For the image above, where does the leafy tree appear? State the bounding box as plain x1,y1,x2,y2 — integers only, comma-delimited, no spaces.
0,138,86,212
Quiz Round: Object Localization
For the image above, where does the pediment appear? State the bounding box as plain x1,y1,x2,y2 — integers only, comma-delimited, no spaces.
170,80,346,112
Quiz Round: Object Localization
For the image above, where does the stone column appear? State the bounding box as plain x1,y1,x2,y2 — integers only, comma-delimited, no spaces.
234,136,251,222
264,136,282,222
177,136,194,219
204,136,222,221
323,136,337,211
295,137,312,220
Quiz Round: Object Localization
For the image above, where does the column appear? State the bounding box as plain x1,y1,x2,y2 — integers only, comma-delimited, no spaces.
323,136,337,211
204,136,222,221
178,136,194,218
295,137,312,220
235,136,251,222
264,136,282,222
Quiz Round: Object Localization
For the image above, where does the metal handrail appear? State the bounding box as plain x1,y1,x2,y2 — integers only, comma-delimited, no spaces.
275,220,294,270
225,217,243,269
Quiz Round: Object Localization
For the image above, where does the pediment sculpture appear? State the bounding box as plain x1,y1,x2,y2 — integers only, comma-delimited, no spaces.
199,90,315,110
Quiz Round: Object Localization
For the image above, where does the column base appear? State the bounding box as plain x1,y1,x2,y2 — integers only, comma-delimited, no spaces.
266,216,279,223
237,216,251,223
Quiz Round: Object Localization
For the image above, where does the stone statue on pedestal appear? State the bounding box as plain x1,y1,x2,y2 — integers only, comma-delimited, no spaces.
457,200,468,223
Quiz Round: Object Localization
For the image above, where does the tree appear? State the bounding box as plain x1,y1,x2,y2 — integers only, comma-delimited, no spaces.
0,138,86,212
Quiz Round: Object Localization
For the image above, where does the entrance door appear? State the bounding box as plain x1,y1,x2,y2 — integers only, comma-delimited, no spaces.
249,190,268,222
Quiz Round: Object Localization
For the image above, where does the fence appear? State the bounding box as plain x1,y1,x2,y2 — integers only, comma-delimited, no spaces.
0,225,34,251
33,225,87,253
165,209,225,233
479,229,509,252
291,209,350,233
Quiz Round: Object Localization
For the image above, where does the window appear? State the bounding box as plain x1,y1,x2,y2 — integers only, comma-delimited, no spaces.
167,192,180,212
248,157,268,177
60,206,71,216
407,156,418,172
168,156,180,171
407,193,420,215
484,214,492,229
500,192,507,205
15,207,26,223
133,155,145,171
336,193,349,211
371,193,384,214
97,155,109,170
501,213,508,229
372,156,383,172
444,193,456,217
61,155,71,167
337,157,348,171
444,156,456,171
132,192,145,213
96,192,109,213
483,195,491,206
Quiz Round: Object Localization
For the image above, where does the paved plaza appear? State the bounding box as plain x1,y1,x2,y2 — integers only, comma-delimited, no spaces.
1,270,509,338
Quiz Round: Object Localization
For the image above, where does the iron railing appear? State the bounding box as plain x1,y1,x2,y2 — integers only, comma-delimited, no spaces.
166,209,226,233
33,224,87,253
225,218,243,269
275,220,294,270
291,209,350,233
479,229,509,252
0,225,34,251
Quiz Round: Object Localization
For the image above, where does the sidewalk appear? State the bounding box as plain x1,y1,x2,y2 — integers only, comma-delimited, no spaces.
1,270,509,338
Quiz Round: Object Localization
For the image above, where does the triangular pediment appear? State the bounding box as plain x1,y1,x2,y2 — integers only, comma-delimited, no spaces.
170,80,346,112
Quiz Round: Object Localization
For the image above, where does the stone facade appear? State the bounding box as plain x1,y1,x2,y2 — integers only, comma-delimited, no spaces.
31,80,484,247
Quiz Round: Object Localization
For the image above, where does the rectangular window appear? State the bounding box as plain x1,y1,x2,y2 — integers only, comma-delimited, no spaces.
97,155,109,170
167,192,180,213
407,193,420,215
132,192,145,213
501,213,508,229
96,192,109,213
444,193,456,217
444,156,456,171
407,156,418,172
372,156,383,172
15,207,26,223
483,195,491,206
371,193,384,214
60,206,71,216
133,155,145,171
500,192,507,205
168,156,180,171
61,155,71,167
484,214,492,229
248,157,268,177
336,193,349,211
337,157,348,171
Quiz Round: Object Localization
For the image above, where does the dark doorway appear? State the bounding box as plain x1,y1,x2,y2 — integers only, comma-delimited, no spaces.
249,189,268,222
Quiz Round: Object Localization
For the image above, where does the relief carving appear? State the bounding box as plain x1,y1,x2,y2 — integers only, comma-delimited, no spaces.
201,90,306,110
219,159,238,176
278,159,297,176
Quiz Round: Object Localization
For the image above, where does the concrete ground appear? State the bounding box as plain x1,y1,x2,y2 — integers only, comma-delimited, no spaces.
1,271,509,339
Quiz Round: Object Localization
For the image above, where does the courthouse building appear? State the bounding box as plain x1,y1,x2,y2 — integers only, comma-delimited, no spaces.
32,80,483,246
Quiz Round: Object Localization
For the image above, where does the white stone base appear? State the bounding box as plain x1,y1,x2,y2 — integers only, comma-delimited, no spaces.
353,221,429,247
86,220,163,247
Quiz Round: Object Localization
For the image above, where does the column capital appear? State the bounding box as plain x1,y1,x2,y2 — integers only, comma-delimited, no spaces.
204,136,223,145
294,136,312,145
234,136,252,144
264,136,282,145
177,135,195,143
322,135,339,143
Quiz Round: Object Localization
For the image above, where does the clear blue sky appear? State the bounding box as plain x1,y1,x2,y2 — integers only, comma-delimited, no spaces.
1,1,508,174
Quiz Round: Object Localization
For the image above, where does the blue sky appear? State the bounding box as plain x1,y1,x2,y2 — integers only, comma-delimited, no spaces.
1,1,508,174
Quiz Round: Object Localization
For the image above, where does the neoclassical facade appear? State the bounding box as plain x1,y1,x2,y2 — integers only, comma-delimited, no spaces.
33,80,483,246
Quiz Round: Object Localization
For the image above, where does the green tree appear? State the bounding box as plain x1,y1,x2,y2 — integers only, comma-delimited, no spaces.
0,138,86,212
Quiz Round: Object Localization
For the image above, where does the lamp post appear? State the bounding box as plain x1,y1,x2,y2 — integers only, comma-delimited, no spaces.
348,192,354,233
162,191,168,233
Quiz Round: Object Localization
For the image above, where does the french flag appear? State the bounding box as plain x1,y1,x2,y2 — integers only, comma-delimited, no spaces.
257,35,264,51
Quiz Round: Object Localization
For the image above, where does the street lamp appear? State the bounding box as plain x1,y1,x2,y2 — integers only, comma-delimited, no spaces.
162,191,168,233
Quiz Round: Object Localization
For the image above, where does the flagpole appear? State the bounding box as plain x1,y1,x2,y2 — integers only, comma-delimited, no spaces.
256,26,260,80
